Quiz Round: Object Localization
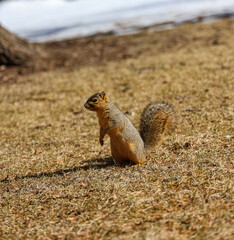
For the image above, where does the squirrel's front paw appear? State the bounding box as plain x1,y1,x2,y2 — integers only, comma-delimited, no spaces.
99,139,104,146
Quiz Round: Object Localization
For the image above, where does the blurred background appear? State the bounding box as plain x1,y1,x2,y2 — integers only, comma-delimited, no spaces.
0,0,234,42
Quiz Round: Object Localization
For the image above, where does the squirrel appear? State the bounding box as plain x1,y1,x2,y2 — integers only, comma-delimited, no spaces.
84,91,176,165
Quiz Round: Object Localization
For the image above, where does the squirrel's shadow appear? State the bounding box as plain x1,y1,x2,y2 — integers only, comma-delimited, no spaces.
1,157,117,183
82,156,115,167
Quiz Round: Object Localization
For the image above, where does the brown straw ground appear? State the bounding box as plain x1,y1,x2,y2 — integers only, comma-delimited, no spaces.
0,19,233,239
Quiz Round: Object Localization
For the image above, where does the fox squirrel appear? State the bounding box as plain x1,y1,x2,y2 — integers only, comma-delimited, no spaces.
84,91,176,165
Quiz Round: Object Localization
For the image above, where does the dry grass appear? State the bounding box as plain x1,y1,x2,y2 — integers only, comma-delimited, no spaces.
0,19,234,239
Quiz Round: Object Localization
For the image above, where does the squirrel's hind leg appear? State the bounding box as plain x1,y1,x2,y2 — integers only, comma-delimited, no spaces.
110,142,128,164
126,142,146,165
110,140,145,166
129,155,145,165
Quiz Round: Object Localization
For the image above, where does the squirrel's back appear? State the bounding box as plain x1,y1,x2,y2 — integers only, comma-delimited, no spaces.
140,102,176,150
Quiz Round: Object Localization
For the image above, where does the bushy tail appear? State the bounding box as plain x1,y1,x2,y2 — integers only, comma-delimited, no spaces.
139,102,176,150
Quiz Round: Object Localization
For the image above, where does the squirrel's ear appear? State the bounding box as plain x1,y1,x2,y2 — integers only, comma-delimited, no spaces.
100,91,106,99
99,91,108,102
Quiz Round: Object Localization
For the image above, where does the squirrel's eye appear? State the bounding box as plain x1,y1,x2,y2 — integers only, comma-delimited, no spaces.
93,99,98,103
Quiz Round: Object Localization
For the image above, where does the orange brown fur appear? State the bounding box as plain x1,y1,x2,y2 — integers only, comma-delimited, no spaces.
85,93,176,165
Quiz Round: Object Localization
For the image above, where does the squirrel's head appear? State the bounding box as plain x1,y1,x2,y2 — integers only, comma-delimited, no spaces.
84,91,109,111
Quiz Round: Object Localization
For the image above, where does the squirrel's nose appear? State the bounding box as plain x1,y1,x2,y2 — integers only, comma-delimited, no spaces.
84,103,88,109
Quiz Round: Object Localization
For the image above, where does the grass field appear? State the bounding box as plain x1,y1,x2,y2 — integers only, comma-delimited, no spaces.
0,19,233,239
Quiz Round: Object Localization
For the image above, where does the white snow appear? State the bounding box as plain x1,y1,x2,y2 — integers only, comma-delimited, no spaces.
0,0,233,42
